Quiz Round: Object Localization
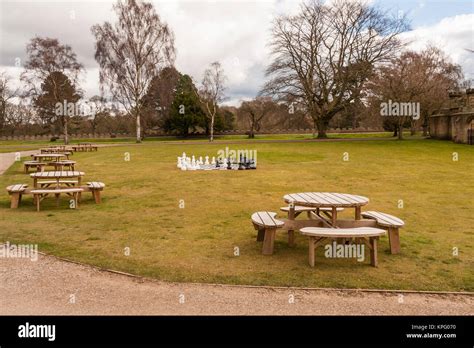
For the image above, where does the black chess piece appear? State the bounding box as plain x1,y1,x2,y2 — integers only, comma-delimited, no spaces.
243,155,248,169
227,157,232,170
249,159,257,169
216,158,220,168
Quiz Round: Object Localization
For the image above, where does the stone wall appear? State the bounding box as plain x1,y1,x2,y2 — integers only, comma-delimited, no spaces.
430,90,474,144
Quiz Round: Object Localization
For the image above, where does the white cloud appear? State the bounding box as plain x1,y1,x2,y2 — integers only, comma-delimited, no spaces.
400,14,474,79
0,0,472,107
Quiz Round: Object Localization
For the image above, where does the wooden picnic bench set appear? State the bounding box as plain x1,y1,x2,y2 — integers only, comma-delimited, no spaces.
251,192,405,268
72,143,98,152
6,145,105,211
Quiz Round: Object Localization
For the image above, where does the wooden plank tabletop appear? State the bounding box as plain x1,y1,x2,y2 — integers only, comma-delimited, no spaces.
30,171,85,178
283,192,369,208
31,154,66,158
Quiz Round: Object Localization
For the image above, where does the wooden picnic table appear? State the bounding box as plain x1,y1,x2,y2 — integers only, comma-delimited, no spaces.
282,192,370,246
30,170,85,189
31,153,68,161
284,192,369,223
72,143,98,152
40,147,72,155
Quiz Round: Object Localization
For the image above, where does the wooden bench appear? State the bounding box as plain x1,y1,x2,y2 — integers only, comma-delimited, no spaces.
361,211,404,254
251,211,285,255
6,184,29,208
80,181,105,203
299,227,387,267
23,161,46,173
30,188,84,211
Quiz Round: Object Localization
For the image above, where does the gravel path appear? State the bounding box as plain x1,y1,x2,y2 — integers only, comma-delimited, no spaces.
0,150,37,175
1,253,472,315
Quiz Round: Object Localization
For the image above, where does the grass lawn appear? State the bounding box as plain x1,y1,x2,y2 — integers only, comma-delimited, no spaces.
0,138,472,291
0,131,413,153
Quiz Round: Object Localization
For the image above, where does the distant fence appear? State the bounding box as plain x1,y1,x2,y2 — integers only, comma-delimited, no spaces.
0,128,386,141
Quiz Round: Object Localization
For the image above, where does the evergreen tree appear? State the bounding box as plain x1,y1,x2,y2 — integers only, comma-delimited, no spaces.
165,74,205,136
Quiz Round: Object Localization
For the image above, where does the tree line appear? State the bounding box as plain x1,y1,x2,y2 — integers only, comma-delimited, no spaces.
0,0,467,143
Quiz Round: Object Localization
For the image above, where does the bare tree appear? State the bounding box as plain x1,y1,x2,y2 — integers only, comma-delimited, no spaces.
4,99,34,136
20,37,83,143
88,95,108,134
21,37,83,98
368,47,462,139
91,0,176,143
239,97,275,138
197,62,226,141
261,0,407,138
0,71,19,132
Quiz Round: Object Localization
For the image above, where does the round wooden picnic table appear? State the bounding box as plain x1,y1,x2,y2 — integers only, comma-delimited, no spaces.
284,192,369,221
47,160,76,171
30,170,85,189
31,153,68,161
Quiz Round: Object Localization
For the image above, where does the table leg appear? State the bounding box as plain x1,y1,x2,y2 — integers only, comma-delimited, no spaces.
308,237,315,267
262,228,276,255
77,176,82,201
288,204,296,247
355,206,361,220
53,178,59,205
370,237,378,267
331,207,337,226
388,227,400,254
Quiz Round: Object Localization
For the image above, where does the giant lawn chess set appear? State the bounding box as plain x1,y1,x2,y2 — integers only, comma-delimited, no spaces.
177,152,257,171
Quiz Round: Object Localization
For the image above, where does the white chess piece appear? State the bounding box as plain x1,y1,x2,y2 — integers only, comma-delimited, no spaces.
205,156,209,165
192,155,195,163
177,157,182,168
211,157,216,165
198,156,203,165
182,152,186,159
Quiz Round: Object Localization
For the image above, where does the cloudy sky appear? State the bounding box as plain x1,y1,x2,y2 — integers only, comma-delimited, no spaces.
1,0,473,106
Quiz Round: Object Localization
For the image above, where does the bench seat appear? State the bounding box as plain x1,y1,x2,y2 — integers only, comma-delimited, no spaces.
80,181,105,203
251,211,285,255
23,161,46,173
299,227,386,267
30,188,84,211
6,184,28,208
361,211,404,254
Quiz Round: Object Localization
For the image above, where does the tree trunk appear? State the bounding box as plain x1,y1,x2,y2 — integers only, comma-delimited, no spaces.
136,112,141,143
422,117,429,136
209,114,215,142
63,117,69,145
249,122,255,138
422,124,429,137
316,118,328,139
398,124,403,140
